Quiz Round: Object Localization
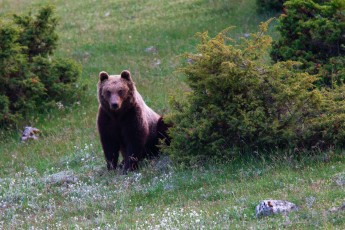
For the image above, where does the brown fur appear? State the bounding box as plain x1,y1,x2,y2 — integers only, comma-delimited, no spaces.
97,70,168,172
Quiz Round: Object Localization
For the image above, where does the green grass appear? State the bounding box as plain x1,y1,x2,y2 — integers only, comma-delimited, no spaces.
0,0,274,175
0,148,344,229
0,0,344,229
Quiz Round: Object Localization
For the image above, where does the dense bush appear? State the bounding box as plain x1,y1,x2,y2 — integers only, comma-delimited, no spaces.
165,21,345,165
0,6,82,127
13,6,58,59
271,0,345,86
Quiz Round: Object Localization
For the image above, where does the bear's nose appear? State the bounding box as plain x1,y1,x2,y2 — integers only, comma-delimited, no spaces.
111,103,119,110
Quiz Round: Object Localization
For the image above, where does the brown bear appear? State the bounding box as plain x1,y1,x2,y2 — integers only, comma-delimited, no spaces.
97,70,169,173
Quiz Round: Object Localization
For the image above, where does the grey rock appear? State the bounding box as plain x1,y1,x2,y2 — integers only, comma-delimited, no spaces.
244,33,250,38
329,202,345,212
145,46,157,53
151,58,161,68
305,196,316,208
186,58,194,64
153,155,172,172
45,170,78,184
163,183,174,191
333,172,345,186
21,126,40,142
256,199,298,218
135,206,143,212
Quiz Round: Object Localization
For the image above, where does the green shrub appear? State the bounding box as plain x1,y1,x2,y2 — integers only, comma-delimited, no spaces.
271,0,345,86
0,21,40,125
0,6,82,128
165,21,345,165
30,56,82,105
307,85,345,147
13,6,58,59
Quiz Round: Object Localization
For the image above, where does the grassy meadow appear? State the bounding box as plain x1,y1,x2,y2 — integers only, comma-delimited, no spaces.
0,0,344,229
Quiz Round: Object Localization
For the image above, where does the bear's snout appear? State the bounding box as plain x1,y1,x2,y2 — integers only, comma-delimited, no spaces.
111,103,119,110
108,94,122,110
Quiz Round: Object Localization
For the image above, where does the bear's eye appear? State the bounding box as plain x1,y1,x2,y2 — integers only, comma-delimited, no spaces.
106,90,111,97
118,90,124,96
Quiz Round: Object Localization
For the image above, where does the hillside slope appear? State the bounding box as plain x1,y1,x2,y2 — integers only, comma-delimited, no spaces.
0,0,343,229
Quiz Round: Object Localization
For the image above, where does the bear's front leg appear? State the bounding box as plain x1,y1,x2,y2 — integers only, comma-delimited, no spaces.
123,143,145,173
101,136,120,170
122,129,148,173
97,110,120,170
99,133,120,170
121,111,149,173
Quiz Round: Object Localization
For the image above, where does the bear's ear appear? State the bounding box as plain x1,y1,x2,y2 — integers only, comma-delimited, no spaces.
99,71,109,82
121,70,132,82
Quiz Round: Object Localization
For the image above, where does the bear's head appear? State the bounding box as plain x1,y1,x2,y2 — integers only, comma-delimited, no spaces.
98,70,135,112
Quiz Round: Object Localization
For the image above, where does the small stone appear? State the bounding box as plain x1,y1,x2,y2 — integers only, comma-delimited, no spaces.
186,58,194,64
153,155,172,172
163,184,174,191
255,199,298,218
329,203,345,212
329,207,339,212
333,172,345,186
305,196,316,208
145,46,157,53
21,126,40,142
151,59,161,67
135,206,143,212
46,170,78,184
